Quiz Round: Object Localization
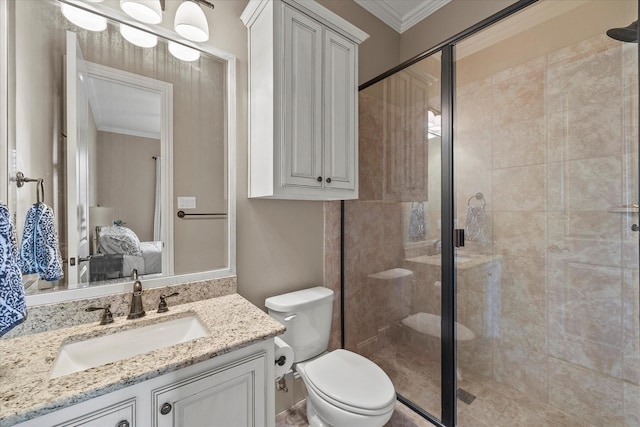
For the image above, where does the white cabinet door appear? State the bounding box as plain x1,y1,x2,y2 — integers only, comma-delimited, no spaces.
323,29,356,191
242,0,368,200
14,398,136,427
282,5,323,189
152,354,266,427
54,399,135,427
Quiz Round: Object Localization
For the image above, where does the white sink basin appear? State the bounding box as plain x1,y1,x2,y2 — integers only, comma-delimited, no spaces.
50,315,209,379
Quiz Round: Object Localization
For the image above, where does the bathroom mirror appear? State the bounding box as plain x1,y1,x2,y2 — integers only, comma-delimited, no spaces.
2,0,236,305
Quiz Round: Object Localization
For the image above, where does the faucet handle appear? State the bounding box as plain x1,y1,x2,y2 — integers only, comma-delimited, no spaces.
85,304,114,325
157,292,179,313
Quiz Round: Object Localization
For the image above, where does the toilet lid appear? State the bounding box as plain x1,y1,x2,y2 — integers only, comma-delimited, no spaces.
303,350,395,411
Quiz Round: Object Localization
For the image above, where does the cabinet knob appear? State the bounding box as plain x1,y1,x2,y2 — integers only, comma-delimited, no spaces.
317,176,322,182
116,421,130,427
160,402,173,415
326,177,332,184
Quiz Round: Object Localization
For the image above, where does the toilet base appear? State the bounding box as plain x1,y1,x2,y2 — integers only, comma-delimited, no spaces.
304,386,394,427
306,399,329,427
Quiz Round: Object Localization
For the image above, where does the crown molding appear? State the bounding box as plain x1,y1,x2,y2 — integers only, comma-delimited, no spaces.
354,0,451,34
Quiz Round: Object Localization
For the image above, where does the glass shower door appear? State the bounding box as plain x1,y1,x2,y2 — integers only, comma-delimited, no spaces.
454,1,639,425
347,52,443,423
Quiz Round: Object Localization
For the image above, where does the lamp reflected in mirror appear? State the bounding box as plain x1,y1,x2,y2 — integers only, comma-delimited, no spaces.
61,3,107,32
89,207,113,254
119,24,158,48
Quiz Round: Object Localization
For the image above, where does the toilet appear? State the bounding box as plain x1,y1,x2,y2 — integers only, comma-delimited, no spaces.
266,287,396,427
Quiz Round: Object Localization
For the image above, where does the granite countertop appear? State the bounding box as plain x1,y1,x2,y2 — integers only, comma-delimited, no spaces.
405,252,500,269
0,294,285,426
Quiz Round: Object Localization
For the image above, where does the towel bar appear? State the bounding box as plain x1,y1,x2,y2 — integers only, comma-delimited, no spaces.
176,210,227,219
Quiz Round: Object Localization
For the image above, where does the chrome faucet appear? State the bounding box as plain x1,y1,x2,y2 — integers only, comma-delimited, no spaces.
127,269,146,319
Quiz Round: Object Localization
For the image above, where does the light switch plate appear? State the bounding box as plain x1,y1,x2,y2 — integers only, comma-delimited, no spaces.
178,197,196,209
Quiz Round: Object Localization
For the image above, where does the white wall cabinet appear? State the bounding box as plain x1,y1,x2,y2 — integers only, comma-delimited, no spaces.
14,341,273,427
241,0,368,200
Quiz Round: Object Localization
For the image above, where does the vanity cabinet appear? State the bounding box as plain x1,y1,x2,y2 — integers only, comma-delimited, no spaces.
13,341,273,427
13,395,137,427
152,353,266,427
241,0,368,200
56,399,136,427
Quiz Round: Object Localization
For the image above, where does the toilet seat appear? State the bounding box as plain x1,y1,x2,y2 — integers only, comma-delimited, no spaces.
298,349,395,416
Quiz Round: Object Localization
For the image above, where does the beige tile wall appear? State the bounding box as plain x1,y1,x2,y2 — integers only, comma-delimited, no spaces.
455,33,639,426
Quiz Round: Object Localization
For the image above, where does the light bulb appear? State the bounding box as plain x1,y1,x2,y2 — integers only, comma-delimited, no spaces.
174,1,209,42
120,0,162,24
168,41,200,62
61,3,107,32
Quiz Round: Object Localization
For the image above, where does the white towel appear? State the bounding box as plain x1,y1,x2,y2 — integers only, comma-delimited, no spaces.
0,204,26,336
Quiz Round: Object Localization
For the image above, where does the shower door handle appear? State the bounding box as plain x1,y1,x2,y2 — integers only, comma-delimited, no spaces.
454,229,465,248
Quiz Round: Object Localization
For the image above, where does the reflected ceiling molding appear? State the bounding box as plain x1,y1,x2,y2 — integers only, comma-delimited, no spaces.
354,0,450,34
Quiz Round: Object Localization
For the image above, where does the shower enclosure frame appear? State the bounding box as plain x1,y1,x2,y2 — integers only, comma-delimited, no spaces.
340,0,639,425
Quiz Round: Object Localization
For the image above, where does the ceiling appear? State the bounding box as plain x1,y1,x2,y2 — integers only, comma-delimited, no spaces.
354,0,451,34
87,76,161,140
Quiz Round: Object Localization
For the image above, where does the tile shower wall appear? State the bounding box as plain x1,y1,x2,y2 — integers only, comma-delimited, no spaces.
343,200,409,356
455,33,639,426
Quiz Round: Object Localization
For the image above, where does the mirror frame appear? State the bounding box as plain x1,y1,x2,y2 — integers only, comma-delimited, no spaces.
1,0,236,306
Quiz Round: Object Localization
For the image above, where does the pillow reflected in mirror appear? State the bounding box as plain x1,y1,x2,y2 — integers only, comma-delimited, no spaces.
97,226,142,256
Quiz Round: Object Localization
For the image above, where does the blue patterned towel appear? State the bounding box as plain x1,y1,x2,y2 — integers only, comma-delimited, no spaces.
18,203,64,281
0,204,26,336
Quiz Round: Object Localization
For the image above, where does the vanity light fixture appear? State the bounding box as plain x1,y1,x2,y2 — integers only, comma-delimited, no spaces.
120,0,163,24
174,0,210,42
168,41,200,62
120,24,159,48
61,2,108,32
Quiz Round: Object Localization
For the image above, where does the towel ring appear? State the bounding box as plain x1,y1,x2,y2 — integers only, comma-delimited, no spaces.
13,172,46,204
467,192,486,208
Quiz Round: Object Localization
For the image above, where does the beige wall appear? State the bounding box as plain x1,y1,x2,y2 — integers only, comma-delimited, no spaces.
399,0,519,63
316,0,401,84
96,131,159,242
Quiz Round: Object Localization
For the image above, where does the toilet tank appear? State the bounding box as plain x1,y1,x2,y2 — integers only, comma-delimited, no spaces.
265,287,334,363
